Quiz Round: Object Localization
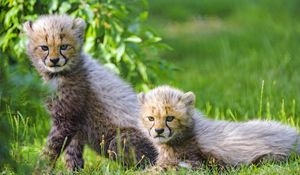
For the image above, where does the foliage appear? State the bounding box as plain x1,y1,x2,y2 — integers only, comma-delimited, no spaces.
0,0,168,90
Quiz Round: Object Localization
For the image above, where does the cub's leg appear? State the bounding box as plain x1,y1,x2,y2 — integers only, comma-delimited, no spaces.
35,121,78,174
108,128,157,167
64,133,85,171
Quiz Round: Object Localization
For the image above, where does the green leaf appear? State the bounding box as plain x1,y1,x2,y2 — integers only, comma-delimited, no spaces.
115,44,125,62
59,2,71,14
84,36,95,53
49,0,58,13
137,61,148,82
148,36,162,43
125,36,142,43
4,6,19,27
100,44,112,62
139,11,148,21
103,63,120,74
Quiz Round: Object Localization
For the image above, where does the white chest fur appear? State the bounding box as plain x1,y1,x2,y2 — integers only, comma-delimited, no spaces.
47,78,59,91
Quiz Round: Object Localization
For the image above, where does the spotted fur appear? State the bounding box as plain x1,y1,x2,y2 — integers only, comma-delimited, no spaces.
138,86,300,169
24,15,156,172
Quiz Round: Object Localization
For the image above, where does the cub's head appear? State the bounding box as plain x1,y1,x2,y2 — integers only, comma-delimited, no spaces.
23,15,86,74
138,86,195,144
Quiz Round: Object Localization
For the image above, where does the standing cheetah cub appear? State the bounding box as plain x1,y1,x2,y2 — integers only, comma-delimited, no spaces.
23,14,156,172
138,86,300,169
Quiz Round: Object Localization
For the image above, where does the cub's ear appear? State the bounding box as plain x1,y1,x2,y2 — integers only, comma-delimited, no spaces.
181,91,195,107
137,92,145,104
73,18,86,39
23,21,33,35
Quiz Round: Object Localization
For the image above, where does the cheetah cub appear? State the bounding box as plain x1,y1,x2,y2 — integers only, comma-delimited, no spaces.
23,15,156,173
138,86,300,169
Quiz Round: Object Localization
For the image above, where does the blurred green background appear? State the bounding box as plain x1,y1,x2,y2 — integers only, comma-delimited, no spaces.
1,0,300,174
149,0,300,121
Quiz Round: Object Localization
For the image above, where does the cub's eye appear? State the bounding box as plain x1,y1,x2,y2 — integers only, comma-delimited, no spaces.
40,45,49,51
60,44,69,50
166,116,175,122
147,116,155,121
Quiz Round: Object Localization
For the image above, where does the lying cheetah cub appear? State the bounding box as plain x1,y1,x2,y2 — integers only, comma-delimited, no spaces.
138,86,300,169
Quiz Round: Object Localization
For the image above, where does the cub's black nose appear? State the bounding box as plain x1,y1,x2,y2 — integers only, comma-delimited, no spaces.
50,58,59,64
155,128,164,135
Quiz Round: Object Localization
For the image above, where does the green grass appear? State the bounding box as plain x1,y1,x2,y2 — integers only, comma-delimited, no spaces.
151,0,300,120
2,0,300,174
